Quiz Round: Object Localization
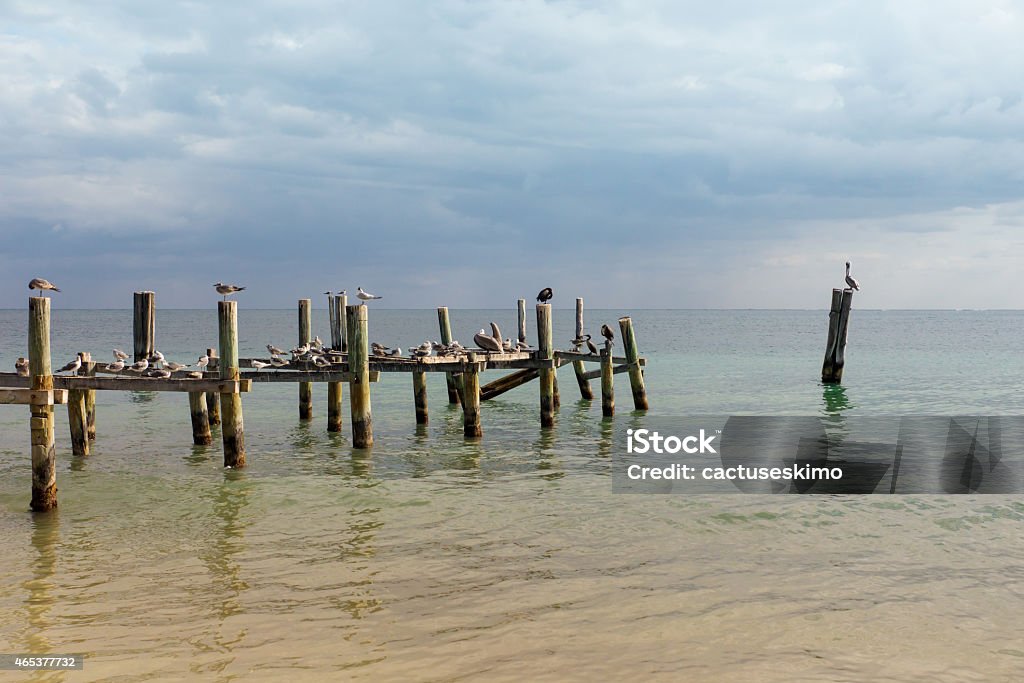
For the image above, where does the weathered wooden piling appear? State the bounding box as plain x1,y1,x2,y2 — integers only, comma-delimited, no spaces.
618,316,649,410
821,288,854,384
29,297,57,511
327,294,347,432
517,299,527,343
188,391,213,445
133,291,155,362
601,348,615,417
347,304,373,448
572,298,595,400
298,298,313,420
83,353,96,441
205,348,220,425
462,353,482,437
437,307,461,405
413,370,428,425
68,352,89,456
218,301,246,467
537,304,555,427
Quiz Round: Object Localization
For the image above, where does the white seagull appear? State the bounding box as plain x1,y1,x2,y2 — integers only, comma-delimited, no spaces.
58,355,82,375
164,361,188,372
195,355,210,371
267,344,287,356
845,261,861,291
15,357,30,377
128,358,149,373
356,287,382,302
113,348,130,361
214,282,246,300
28,278,60,294
252,360,271,371
107,360,126,373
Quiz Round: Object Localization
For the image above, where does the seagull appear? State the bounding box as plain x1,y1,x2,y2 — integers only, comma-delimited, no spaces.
413,341,433,358
187,371,203,379
107,360,125,373
389,347,403,357
147,368,172,379
313,335,323,350
474,329,503,352
536,287,553,303
356,287,382,301
267,344,287,356
128,358,149,373
195,355,210,371
164,361,188,372
252,360,270,371
58,356,82,375
586,337,599,355
845,261,861,291
515,340,533,352
270,357,289,368
149,350,165,365
601,324,615,346
338,289,347,296
113,348,129,361
213,282,245,300
313,355,331,368
28,278,60,294
502,338,514,352
323,291,333,296
291,343,310,356
15,357,29,377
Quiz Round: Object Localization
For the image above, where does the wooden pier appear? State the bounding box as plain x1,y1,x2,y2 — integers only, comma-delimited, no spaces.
2,292,649,511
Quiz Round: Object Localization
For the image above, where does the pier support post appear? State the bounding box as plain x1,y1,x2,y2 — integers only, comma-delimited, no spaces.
218,301,246,468
437,307,462,405
328,294,339,350
517,299,527,343
205,348,220,425
413,370,428,425
821,289,854,383
601,348,615,417
83,353,96,441
133,291,155,362
298,298,313,420
537,303,555,427
462,353,482,438
618,316,649,410
188,391,213,445
572,298,594,400
68,352,89,456
327,294,346,432
29,297,57,511
347,304,373,448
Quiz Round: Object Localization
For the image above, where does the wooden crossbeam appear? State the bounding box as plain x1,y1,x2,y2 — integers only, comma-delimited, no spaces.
0,373,249,394
580,362,640,382
554,350,643,365
0,388,68,406
480,369,539,401
241,370,381,383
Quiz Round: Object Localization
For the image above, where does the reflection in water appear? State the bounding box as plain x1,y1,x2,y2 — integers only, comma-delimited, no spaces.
597,416,615,459
289,421,316,452
821,383,853,416
350,450,374,479
22,514,59,656
129,391,157,405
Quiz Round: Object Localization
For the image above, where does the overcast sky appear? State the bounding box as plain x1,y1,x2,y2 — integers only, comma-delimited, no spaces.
3,1,1024,308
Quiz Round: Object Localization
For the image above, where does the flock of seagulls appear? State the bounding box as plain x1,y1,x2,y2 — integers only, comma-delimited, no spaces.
40,347,208,380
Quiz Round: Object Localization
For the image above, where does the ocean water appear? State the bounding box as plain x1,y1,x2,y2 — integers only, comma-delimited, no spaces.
1,308,1023,681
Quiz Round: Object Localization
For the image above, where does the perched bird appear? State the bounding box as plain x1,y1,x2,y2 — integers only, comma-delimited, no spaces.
502,338,514,352
412,341,433,358
490,322,503,346
389,347,403,357
313,355,331,368
570,334,589,351
149,350,165,365
128,358,149,373
845,261,861,291
515,340,533,352
15,357,29,377
474,329,503,352
147,368,172,379
323,291,333,296
113,348,130,361
338,289,347,296
267,344,287,356
58,355,82,375
187,371,203,379
356,287,382,301
601,324,615,346
313,335,323,350
195,355,210,371
586,337,599,355
536,287,553,303
270,357,289,368
291,343,310,356
28,278,60,294
107,360,125,373
251,360,270,371
214,282,245,300
164,361,188,372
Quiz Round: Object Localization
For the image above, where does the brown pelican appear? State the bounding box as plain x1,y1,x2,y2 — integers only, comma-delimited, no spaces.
357,287,382,301
490,322,503,345
474,329,503,352
845,262,860,291
536,287,553,303
28,278,60,294
214,282,245,300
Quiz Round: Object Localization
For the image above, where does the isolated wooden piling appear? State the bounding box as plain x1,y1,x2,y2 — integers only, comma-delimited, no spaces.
327,381,343,432
68,353,89,456
347,304,373,448
517,299,527,343
437,307,461,405
188,391,213,445
618,316,649,410
328,294,338,349
537,304,555,427
338,294,348,352
133,291,155,362
218,301,246,468
298,298,313,420
462,353,482,437
29,297,57,511
327,294,346,432
821,289,854,383
205,348,220,425
572,298,594,400
413,370,428,425
83,353,96,441
601,348,614,417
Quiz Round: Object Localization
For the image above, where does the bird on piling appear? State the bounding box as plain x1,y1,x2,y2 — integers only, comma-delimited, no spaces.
515,340,533,352
536,287,553,304
195,355,209,371
15,357,29,377
474,329,503,352
270,356,289,368
107,360,125,373
113,348,129,361
149,350,165,366
128,358,149,373
267,344,287,356
389,347,403,357
323,291,333,296
58,355,82,375
845,261,861,291
601,324,615,347
28,278,60,294
213,282,245,300
147,368,172,379
412,341,433,358
357,287,382,302
586,337,599,355
164,361,188,372
252,360,270,371
313,355,331,368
